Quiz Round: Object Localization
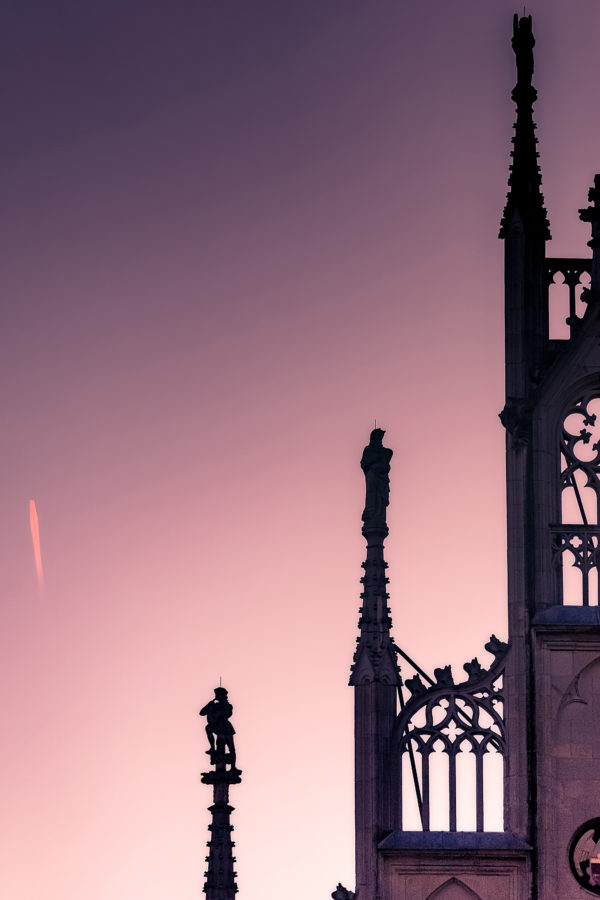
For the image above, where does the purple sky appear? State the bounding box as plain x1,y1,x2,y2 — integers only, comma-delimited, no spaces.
2,2,600,897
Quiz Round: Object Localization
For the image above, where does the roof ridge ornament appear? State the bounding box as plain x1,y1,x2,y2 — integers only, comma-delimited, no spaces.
499,14,551,240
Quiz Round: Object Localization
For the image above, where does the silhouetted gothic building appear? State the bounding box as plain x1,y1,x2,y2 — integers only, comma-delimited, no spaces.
199,15,600,900
350,14,600,900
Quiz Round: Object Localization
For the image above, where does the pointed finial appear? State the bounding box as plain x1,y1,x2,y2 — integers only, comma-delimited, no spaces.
499,14,550,239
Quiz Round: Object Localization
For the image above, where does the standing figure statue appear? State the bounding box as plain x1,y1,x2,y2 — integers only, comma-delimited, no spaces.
199,686,239,772
361,428,393,525
512,13,534,90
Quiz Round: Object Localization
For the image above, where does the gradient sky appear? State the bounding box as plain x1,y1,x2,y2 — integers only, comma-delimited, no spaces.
3,2,600,898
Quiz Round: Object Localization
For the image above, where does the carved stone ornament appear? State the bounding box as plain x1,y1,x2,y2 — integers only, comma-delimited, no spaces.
199,686,242,782
512,13,534,94
463,657,485,683
434,665,454,686
405,673,427,697
360,428,393,527
485,634,508,660
331,885,356,900
499,397,533,444
569,819,600,894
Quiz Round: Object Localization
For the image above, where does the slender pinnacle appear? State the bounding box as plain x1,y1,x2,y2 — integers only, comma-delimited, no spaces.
499,14,550,240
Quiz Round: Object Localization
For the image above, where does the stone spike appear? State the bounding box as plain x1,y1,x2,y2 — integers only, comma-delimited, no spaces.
499,14,551,239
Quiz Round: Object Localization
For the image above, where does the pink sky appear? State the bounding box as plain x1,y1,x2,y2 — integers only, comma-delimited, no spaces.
2,2,600,897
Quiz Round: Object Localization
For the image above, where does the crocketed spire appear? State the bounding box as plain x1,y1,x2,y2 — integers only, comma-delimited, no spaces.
499,14,551,240
350,429,400,686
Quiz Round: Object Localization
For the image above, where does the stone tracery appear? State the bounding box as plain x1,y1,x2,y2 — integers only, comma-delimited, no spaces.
396,646,506,833
554,389,600,604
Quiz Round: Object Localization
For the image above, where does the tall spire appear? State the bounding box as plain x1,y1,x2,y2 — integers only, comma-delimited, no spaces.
199,686,242,900
350,428,399,686
499,14,550,239
351,429,400,899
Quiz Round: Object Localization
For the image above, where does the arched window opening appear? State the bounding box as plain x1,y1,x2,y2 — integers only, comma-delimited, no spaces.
548,272,570,340
483,745,504,831
455,743,477,831
429,740,450,831
397,661,505,833
546,259,592,340
401,742,422,830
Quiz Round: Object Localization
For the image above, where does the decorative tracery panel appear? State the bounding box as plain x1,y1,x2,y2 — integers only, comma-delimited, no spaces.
395,646,506,833
555,390,600,605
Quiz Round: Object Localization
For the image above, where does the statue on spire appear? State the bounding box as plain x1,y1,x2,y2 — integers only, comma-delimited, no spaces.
200,686,240,776
512,13,534,93
200,685,241,899
361,428,393,527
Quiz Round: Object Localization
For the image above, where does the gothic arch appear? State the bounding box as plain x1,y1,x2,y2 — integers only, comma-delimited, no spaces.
395,655,506,832
556,653,600,719
537,358,600,426
555,655,600,758
426,876,481,899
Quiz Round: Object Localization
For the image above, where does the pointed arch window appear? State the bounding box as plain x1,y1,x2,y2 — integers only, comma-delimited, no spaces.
555,390,600,605
396,663,505,833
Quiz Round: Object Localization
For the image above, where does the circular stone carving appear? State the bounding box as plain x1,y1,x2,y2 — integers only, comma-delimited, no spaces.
569,819,600,893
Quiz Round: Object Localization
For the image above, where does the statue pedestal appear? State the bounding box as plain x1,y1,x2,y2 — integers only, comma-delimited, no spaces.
201,768,242,786
201,748,242,784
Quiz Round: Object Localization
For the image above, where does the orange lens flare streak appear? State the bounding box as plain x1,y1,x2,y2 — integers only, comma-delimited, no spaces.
29,499,44,589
